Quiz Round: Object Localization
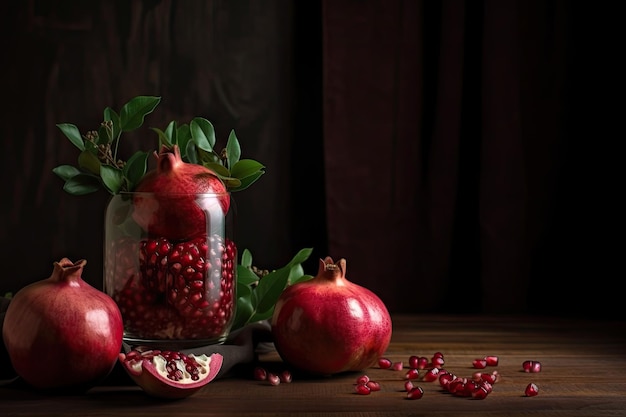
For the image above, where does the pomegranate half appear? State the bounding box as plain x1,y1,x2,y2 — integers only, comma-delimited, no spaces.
131,144,230,241
2,258,123,391
270,257,392,376
119,350,223,399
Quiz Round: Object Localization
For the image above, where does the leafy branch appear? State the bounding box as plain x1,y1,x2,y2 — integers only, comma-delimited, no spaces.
231,248,313,331
52,96,265,195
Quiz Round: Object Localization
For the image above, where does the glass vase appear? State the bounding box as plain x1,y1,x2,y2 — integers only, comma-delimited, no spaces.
103,191,237,349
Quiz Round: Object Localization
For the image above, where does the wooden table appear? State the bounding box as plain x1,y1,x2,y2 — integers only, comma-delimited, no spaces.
2,314,625,416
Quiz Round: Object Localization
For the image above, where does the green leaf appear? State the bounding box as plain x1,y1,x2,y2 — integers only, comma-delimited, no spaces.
62,174,101,195
230,159,265,180
287,248,314,267
240,249,253,268
103,108,121,142
189,117,215,152
52,165,81,181
236,265,260,286
225,130,241,169
123,151,150,189
291,274,314,285
204,162,231,177
186,141,198,164
119,96,161,132
57,123,85,151
228,171,263,192
163,120,177,146
100,165,124,194
150,127,171,149
177,124,192,158
252,266,291,315
78,150,101,175
232,293,254,330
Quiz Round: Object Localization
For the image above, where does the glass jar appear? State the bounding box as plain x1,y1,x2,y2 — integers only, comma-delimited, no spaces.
103,192,237,349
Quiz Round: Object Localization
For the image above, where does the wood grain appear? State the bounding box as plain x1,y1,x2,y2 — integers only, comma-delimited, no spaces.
1,314,625,416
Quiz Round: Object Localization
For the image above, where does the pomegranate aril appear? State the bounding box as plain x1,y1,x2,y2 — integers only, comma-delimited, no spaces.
392,361,403,371
253,366,267,381
472,385,490,400
404,380,414,392
355,384,371,395
472,359,487,369
279,370,292,383
267,373,280,386
356,374,370,385
523,360,542,373
439,372,455,388
408,355,419,369
485,355,499,366
431,356,445,368
366,380,381,391
378,357,392,369
423,367,440,382
405,368,420,380
525,382,539,397
406,386,424,400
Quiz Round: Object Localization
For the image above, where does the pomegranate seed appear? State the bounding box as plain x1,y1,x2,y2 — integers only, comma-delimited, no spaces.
480,380,493,394
472,385,490,399
439,372,455,388
406,386,424,400
432,351,444,359
485,355,499,366
392,361,404,371
355,384,371,395
525,382,539,397
408,355,420,369
253,366,267,381
404,380,414,392
279,370,292,383
366,380,381,391
356,374,370,385
472,371,483,381
522,360,542,373
267,373,280,386
481,372,497,385
491,370,501,383
431,356,445,368
417,356,429,369
378,357,392,369
448,378,467,395
405,368,420,380
423,367,440,382
472,359,487,369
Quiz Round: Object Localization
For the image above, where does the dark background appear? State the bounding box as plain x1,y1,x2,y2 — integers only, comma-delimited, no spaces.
0,1,622,319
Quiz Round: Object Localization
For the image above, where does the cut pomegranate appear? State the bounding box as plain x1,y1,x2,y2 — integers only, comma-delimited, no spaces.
119,350,222,399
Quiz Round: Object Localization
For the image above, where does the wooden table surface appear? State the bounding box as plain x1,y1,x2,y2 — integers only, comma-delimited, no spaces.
1,314,625,417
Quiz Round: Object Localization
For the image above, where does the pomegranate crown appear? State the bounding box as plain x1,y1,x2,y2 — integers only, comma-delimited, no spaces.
53,95,265,196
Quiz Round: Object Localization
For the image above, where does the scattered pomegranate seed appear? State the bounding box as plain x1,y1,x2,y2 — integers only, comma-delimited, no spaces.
525,382,539,397
431,356,445,368
406,386,424,400
355,384,371,395
423,367,441,382
253,366,267,381
432,351,444,359
471,385,490,400
408,355,420,369
522,360,542,373
378,357,392,369
405,368,420,380
485,355,499,366
356,374,369,385
439,372,455,388
416,356,429,369
279,370,292,383
404,380,414,392
392,361,404,371
472,358,487,369
366,380,381,391
267,373,280,386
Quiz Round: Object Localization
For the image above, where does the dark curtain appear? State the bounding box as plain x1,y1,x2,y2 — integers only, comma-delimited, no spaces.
322,0,622,319
0,0,621,319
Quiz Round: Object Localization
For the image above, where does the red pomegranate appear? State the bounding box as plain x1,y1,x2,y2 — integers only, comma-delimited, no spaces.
119,349,223,399
271,257,392,376
132,144,229,241
2,258,123,391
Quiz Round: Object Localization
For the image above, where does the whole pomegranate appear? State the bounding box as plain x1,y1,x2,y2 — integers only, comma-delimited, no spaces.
132,144,230,240
270,257,392,376
2,258,123,391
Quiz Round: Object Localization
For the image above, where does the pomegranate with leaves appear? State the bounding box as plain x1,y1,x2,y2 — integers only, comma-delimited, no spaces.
132,144,230,241
119,349,223,399
270,257,392,375
2,258,123,391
